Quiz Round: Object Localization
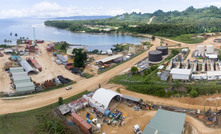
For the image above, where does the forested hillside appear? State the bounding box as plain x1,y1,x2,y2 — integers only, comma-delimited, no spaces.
45,6,221,38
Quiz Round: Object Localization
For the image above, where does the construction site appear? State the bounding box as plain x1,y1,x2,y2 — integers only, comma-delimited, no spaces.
57,88,198,134
2,35,221,134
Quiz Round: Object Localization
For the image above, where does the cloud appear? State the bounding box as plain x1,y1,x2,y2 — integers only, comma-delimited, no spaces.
0,1,140,19
198,1,221,8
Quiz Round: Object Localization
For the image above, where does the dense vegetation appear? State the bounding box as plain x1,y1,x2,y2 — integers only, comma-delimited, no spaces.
45,6,221,38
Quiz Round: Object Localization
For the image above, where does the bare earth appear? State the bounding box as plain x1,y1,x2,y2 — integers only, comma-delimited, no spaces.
1,36,221,133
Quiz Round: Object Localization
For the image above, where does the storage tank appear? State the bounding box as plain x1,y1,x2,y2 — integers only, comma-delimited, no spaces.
156,46,168,55
149,50,162,62
197,45,204,54
206,45,214,54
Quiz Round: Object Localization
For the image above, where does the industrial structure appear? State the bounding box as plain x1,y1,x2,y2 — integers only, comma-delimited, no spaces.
10,67,35,94
143,109,186,134
148,50,162,62
96,54,123,64
156,46,168,55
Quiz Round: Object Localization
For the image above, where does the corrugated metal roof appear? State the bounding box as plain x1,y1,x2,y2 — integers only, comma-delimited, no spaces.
10,67,24,73
58,104,71,115
96,54,123,63
92,88,121,109
15,82,35,88
143,109,186,134
170,68,192,75
57,54,67,63
16,86,35,93
161,71,170,81
19,60,35,73
14,79,31,85
122,95,140,102
12,72,28,77
13,75,30,81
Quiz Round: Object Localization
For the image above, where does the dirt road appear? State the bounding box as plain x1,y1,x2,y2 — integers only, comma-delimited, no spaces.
0,39,161,115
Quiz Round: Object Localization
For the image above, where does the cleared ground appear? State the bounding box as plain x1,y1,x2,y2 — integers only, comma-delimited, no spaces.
78,103,195,134
0,55,11,92
1,36,221,133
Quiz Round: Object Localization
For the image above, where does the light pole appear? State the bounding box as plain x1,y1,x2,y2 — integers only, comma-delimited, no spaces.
32,25,37,44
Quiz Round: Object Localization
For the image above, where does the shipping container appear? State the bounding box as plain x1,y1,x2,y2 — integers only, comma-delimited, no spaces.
71,113,91,134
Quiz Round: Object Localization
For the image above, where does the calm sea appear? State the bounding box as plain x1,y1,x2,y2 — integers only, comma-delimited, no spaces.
0,18,147,51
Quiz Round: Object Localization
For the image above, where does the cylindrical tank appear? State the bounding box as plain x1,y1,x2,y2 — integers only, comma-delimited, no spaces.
156,46,168,55
206,45,214,54
149,50,162,62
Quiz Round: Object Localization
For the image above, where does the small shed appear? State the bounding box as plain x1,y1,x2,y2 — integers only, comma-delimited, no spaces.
170,68,192,80
58,104,71,115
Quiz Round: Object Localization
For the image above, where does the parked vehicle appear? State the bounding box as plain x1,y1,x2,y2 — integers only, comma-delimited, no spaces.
133,124,142,134
66,86,72,90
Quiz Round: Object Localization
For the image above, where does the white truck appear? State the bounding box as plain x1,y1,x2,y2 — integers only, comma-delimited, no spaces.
133,124,143,134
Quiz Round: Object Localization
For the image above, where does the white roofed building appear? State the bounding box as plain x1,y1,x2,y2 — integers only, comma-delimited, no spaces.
170,68,192,80
96,54,123,64
88,88,122,113
207,71,221,80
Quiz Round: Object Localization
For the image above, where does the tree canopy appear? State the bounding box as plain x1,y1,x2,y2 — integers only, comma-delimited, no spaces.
72,49,87,68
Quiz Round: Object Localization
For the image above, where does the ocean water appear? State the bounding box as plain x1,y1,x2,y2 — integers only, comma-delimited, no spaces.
0,18,147,51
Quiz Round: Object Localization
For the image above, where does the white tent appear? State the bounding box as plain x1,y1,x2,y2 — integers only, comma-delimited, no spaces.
92,88,121,109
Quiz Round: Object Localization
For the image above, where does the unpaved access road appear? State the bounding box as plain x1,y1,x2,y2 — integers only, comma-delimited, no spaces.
0,38,161,115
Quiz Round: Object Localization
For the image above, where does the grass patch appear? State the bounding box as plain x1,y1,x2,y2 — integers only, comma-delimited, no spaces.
54,43,67,54
170,34,205,44
81,73,94,79
0,90,89,134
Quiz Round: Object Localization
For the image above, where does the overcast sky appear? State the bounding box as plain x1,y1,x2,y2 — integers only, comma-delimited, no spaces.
1,0,221,19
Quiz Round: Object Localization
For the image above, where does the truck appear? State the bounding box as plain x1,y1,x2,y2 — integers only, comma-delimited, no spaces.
133,124,142,134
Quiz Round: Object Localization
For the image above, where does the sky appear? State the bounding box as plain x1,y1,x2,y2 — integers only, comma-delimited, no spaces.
1,0,221,19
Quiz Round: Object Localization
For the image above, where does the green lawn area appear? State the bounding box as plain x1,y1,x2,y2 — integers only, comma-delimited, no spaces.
170,34,205,44
54,43,67,54
0,90,89,134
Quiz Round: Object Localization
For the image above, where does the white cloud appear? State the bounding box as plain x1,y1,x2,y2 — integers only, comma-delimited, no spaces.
198,1,221,8
0,1,140,19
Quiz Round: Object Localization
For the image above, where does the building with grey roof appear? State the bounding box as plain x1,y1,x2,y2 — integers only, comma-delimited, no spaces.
10,67,24,73
15,82,35,94
143,109,186,134
57,54,68,64
19,60,36,74
122,95,140,102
